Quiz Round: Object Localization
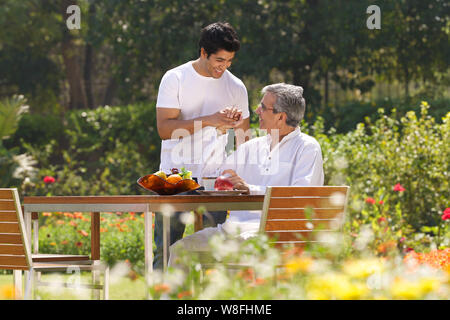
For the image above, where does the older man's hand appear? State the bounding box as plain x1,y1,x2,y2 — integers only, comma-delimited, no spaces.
221,169,250,194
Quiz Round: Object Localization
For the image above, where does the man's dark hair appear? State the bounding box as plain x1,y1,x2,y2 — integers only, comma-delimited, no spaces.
198,22,240,57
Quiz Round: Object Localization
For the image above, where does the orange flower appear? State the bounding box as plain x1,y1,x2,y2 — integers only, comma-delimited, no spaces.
237,268,255,282
74,212,84,219
56,220,65,225
405,249,450,270
154,283,170,293
63,212,74,218
75,241,83,247
61,240,69,245
43,212,52,217
100,227,108,233
69,220,78,227
377,240,397,254
50,242,56,246
78,230,89,237
177,290,192,299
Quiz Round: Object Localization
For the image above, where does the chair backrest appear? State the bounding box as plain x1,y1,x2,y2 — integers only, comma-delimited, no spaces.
0,188,32,270
259,186,350,247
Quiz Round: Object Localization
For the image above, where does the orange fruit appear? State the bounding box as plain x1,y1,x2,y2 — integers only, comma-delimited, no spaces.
166,174,182,184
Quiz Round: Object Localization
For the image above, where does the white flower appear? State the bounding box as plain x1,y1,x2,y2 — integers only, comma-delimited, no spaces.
12,153,37,178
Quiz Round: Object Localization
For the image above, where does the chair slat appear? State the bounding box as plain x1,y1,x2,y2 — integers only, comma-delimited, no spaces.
0,234,23,244
0,223,21,233
0,190,14,199
266,230,337,242
0,265,29,271
0,212,18,222
0,201,16,211
0,255,28,266
265,219,341,231
269,197,341,209
267,208,344,220
269,187,349,197
0,244,25,255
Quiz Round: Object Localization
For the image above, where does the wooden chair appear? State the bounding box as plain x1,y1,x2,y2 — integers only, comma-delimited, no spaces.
0,188,109,300
260,186,350,248
197,186,349,277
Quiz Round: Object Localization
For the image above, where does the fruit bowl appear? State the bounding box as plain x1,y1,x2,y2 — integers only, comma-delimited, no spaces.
137,174,200,195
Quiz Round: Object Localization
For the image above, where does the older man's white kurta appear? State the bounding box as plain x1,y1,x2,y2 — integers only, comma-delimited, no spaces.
168,127,324,267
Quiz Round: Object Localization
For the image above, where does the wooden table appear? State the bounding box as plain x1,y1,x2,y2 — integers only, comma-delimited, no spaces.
23,194,265,292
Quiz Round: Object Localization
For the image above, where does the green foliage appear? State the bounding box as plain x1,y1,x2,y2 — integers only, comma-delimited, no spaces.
38,212,146,270
19,103,161,196
0,95,36,188
305,102,449,240
320,97,450,133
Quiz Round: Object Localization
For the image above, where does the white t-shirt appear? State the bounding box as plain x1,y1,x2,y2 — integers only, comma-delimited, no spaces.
156,61,250,178
216,127,324,239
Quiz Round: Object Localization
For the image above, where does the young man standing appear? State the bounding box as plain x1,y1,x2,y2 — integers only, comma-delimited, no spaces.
154,22,250,269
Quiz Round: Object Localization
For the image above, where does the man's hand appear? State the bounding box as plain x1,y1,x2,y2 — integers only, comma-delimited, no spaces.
215,107,243,133
222,169,250,194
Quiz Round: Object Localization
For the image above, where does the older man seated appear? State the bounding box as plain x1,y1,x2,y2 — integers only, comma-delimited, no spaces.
168,83,324,268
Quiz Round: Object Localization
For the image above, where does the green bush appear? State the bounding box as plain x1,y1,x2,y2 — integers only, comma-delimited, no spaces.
305,101,449,242
320,97,449,133
18,103,161,196
38,212,146,270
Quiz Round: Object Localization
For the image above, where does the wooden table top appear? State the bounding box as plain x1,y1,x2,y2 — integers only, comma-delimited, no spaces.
23,194,265,204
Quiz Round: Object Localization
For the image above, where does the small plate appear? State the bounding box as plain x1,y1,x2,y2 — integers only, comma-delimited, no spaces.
197,190,244,195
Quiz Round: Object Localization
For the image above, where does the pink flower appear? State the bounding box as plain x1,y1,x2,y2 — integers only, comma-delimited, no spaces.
43,176,55,184
442,208,450,221
378,216,387,223
393,183,405,192
365,197,376,205
378,200,384,205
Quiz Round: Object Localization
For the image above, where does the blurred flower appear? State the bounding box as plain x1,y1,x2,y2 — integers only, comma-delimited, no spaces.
177,290,192,299
78,230,89,237
13,154,37,179
442,208,450,220
377,240,397,254
43,212,52,217
61,240,69,245
343,258,385,278
365,197,376,205
306,273,368,300
75,241,83,247
43,175,56,184
0,284,15,300
404,249,450,270
378,200,384,205
393,183,405,192
285,257,313,274
390,277,440,299
378,216,386,223
154,283,170,293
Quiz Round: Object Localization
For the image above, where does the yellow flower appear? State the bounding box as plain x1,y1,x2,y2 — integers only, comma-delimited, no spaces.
390,277,440,299
284,257,313,275
306,273,368,300
0,284,15,300
342,258,385,279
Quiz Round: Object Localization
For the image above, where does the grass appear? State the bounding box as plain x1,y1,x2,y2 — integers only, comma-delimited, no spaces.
0,272,147,300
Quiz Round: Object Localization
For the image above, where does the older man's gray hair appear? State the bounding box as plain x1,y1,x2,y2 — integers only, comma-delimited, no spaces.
261,83,306,127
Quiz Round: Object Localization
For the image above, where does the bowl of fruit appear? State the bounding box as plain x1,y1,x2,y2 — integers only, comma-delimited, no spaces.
137,167,201,195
